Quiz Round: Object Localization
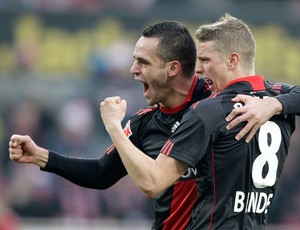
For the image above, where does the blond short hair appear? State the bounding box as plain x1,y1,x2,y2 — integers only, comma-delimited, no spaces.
195,13,256,72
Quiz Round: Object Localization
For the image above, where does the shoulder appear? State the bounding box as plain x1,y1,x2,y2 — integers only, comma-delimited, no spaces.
135,105,159,116
188,94,236,125
127,105,159,127
190,95,224,113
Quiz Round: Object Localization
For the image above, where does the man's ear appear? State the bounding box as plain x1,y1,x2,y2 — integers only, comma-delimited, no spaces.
227,53,239,69
167,61,181,77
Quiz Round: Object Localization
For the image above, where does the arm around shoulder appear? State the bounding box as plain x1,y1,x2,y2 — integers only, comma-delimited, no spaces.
276,84,300,115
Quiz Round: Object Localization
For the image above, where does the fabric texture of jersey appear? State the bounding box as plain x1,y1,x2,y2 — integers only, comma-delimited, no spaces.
161,76,296,230
107,76,211,230
43,76,211,230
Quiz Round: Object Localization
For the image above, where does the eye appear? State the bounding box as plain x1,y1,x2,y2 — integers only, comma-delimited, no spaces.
136,58,149,66
203,59,209,64
197,57,209,64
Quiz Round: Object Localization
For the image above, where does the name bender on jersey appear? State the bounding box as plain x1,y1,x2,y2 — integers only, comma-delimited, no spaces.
234,191,273,214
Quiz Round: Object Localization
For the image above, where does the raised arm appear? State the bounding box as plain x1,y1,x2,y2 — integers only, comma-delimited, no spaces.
9,135,49,167
9,134,126,189
100,96,188,198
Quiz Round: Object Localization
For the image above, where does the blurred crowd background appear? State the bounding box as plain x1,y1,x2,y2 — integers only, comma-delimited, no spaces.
0,0,300,229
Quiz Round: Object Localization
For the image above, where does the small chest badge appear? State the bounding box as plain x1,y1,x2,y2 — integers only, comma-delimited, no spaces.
123,120,133,138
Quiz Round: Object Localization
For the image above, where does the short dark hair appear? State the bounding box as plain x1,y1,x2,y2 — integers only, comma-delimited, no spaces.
142,21,196,77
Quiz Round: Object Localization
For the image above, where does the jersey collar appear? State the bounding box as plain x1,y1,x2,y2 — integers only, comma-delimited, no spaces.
212,75,266,98
224,75,266,91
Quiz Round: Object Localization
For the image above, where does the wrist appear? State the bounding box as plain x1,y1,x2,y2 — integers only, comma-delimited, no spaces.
35,147,49,168
269,97,283,115
105,121,123,134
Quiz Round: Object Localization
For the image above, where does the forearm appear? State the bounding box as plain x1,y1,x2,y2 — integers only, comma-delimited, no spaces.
276,88,300,115
106,123,165,198
100,97,186,197
266,97,283,115
42,151,125,189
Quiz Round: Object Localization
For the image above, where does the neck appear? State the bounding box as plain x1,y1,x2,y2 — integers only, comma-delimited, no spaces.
160,76,196,108
213,69,255,94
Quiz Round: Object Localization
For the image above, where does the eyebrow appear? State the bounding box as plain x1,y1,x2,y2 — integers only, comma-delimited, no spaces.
135,56,150,64
197,56,210,61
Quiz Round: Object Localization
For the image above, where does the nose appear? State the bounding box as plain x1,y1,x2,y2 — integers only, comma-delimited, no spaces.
195,63,204,75
130,62,140,75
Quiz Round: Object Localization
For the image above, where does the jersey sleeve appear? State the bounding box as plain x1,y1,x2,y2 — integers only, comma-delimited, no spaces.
161,105,213,168
42,110,146,190
274,83,300,115
42,149,127,189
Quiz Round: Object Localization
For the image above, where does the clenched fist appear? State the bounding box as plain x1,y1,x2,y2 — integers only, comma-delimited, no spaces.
9,134,49,168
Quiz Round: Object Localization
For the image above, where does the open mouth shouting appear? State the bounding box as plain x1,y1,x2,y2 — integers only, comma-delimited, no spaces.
143,82,150,96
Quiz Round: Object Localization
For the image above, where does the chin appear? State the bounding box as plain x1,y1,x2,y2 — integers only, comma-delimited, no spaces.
148,102,156,106
146,98,159,106
145,98,153,106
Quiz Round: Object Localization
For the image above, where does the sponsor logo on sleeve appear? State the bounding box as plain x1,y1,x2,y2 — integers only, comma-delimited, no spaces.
123,120,132,138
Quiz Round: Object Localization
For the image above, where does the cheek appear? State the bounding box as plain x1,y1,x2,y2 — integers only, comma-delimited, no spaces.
207,64,223,76
148,70,166,85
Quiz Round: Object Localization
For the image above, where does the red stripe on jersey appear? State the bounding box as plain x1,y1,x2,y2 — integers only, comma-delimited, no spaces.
209,146,216,230
162,179,198,230
210,92,219,98
192,101,201,109
161,140,174,156
223,76,266,91
161,140,170,153
137,106,156,115
269,82,282,92
106,144,115,155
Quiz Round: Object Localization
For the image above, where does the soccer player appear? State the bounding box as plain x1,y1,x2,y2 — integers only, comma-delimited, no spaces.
9,20,300,229
98,15,299,229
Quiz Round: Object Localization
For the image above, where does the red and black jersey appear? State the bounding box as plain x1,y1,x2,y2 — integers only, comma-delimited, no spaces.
161,76,296,230
44,76,211,230
43,75,300,229
107,76,211,230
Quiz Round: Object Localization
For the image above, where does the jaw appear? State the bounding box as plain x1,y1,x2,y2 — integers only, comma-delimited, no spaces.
210,82,218,94
211,80,226,94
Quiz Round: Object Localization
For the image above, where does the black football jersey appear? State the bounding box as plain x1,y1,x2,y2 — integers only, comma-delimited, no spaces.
107,76,211,230
44,76,300,229
45,76,211,230
161,76,296,229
